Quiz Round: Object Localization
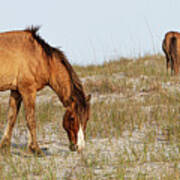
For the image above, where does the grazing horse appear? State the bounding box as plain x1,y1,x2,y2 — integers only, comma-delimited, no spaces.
162,31,180,75
0,27,91,155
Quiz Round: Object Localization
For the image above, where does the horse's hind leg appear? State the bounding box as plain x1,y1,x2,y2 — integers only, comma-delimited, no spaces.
170,57,174,76
0,90,22,150
166,54,170,74
20,88,43,155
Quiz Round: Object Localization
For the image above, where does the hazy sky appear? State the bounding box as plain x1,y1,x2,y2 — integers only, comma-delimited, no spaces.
0,0,180,65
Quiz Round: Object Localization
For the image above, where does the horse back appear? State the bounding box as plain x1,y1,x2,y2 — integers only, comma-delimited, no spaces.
0,30,49,91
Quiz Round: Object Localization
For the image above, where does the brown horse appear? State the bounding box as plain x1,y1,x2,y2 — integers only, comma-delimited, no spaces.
162,31,180,75
0,26,91,155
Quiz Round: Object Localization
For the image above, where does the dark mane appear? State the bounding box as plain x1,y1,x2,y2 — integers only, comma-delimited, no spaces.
25,26,87,108
54,50,87,108
25,26,54,57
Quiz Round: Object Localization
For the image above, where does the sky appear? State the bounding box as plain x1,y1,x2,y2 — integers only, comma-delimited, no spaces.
0,0,180,65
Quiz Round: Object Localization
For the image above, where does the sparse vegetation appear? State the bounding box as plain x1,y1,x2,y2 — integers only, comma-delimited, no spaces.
0,54,180,179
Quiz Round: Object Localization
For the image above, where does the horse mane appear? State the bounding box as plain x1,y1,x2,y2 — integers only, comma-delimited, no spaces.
25,26,87,108
25,26,54,57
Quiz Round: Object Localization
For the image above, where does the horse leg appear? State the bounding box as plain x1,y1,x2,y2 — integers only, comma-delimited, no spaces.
21,88,43,155
173,59,179,76
176,64,180,75
166,54,170,74
176,56,180,75
0,90,22,150
170,57,174,76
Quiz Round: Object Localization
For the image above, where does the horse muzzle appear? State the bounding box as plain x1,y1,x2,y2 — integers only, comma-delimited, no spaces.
69,143,78,151
69,143,85,152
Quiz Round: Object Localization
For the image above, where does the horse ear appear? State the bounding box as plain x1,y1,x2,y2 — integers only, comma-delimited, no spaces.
86,94,91,103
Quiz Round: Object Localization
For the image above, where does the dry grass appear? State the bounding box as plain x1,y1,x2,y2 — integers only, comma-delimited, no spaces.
0,54,180,179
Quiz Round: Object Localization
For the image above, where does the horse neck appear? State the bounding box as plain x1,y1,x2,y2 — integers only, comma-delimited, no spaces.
48,57,73,107
49,53,86,109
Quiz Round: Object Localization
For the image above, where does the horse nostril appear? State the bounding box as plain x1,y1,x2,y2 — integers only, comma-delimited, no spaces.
77,147,83,153
69,144,78,151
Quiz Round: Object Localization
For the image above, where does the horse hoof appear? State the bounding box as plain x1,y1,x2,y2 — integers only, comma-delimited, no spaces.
28,146,45,156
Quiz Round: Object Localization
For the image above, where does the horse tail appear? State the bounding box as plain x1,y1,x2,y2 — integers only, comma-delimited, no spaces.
170,35,177,75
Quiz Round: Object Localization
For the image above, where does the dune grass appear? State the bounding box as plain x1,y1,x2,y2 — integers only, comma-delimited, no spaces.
0,54,180,179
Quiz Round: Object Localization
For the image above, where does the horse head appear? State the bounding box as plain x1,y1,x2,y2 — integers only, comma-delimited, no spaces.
63,95,91,152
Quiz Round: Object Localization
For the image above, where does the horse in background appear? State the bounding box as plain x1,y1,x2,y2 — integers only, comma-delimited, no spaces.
0,26,91,155
162,31,180,76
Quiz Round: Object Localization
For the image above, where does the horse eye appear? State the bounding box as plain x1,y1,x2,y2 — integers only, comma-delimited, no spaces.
69,117,74,121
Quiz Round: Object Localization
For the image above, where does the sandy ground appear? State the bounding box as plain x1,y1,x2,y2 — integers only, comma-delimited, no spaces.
0,75,180,179
0,120,179,179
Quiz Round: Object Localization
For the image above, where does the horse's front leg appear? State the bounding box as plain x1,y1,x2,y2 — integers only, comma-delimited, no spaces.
21,87,43,155
0,90,22,151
